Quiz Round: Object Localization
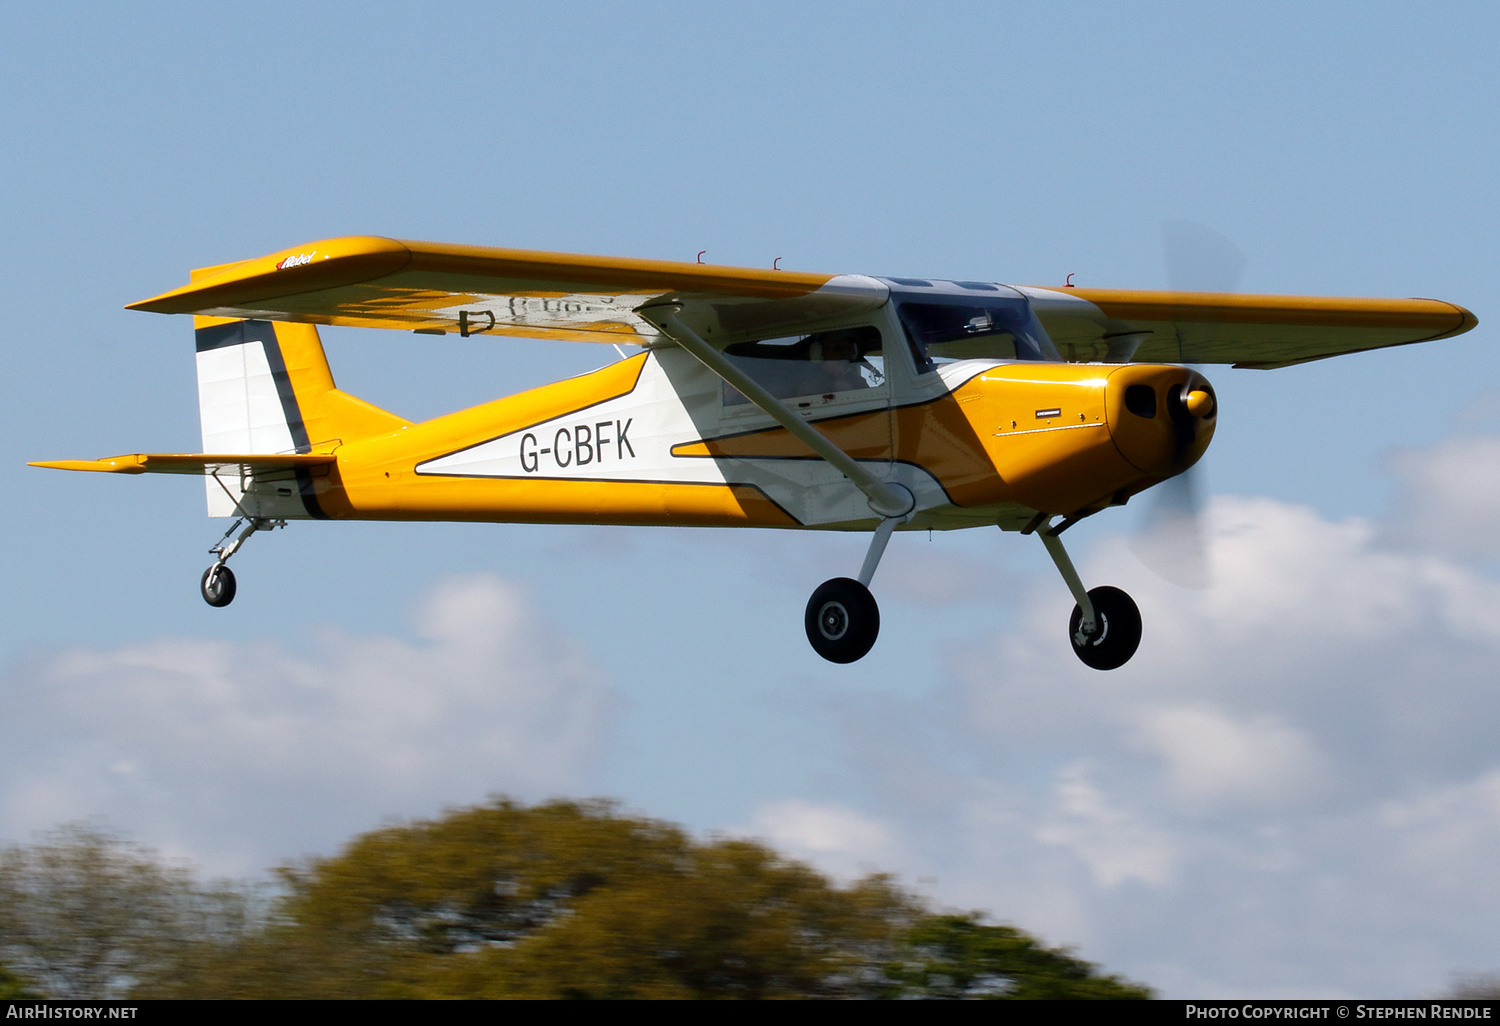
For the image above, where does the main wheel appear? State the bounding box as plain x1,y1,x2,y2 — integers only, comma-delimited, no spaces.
805,577,880,663
201,565,237,608
1068,585,1141,670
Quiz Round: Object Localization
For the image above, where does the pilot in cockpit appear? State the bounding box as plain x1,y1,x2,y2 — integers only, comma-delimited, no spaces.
813,331,872,392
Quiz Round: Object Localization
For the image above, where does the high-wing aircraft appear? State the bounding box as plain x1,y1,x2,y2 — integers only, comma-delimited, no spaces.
32,237,1477,669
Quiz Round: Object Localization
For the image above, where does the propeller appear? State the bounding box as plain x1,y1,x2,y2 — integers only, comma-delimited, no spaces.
1129,461,1211,589
1161,219,1247,296
1127,221,1245,589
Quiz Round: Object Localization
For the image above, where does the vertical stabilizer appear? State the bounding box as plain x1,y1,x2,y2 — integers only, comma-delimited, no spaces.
193,317,407,517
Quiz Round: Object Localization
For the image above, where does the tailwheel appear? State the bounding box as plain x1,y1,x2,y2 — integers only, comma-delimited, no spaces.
200,565,237,608
197,516,283,609
1068,585,1141,670
805,577,880,664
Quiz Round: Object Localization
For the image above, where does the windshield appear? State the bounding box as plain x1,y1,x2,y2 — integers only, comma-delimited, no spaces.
881,280,1059,372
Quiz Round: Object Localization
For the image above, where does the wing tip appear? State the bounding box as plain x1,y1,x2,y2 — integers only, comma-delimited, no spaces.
125,236,412,315
29,457,146,474
1437,301,1478,339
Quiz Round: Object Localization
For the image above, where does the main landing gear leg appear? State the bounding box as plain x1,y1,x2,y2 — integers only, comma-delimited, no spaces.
806,487,914,664
200,517,284,608
1037,519,1141,671
651,311,919,666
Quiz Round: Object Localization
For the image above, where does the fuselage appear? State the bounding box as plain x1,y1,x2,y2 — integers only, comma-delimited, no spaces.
247,298,1215,533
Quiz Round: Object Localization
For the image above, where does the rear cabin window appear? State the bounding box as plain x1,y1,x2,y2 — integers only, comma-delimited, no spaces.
721,325,885,406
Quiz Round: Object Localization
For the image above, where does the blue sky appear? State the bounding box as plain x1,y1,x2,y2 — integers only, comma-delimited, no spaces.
3,1,1499,998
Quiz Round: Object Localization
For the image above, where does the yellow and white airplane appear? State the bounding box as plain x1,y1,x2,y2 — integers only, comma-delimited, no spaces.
32,237,1477,669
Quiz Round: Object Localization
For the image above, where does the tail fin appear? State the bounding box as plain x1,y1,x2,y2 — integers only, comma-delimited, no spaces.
194,317,407,517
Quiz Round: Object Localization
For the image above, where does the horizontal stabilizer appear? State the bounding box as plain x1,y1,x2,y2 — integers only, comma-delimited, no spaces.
29,453,336,475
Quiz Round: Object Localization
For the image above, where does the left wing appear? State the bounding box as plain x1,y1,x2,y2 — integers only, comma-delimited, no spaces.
1021,286,1476,368
128,236,889,345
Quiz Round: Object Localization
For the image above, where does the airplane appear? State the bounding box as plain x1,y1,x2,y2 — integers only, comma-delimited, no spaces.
31,236,1477,669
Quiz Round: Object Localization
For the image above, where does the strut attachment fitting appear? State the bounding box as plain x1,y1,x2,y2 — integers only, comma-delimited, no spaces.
653,309,915,519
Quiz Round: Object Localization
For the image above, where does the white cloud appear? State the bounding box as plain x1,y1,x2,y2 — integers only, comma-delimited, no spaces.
1388,433,1500,559
746,799,896,881
1134,706,1328,807
0,574,614,877
1033,763,1179,887
877,546,1002,607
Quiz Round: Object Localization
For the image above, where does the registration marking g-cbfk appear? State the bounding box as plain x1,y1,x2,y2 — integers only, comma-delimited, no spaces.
520,418,635,473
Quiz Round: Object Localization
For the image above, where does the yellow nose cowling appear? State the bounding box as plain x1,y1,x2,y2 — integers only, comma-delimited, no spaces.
1104,365,1217,478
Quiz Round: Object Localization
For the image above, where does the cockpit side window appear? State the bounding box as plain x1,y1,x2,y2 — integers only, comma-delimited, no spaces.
721,325,885,406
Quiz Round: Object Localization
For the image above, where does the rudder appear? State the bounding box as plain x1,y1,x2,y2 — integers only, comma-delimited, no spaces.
193,317,407,517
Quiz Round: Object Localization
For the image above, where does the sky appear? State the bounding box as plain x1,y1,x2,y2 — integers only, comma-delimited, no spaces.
2,0,1499,999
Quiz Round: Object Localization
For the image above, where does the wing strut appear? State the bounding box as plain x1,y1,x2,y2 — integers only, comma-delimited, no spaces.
653,308,915,519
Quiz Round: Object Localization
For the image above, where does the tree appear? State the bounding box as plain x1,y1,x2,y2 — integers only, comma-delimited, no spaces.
0,823,248,999
2,803,1151,999
1450,973,1500,999
162,799,915,998
162,798,1150,999
884,913,1151,999
0,962,41,999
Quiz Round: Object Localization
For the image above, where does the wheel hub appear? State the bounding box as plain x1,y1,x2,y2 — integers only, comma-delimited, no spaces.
1077,611,1110,648
804,577,880,664
818,601,849,640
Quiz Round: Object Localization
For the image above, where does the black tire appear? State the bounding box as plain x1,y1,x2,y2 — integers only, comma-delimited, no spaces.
1068,585,1141,670
804,577,880,663
201,565,237,608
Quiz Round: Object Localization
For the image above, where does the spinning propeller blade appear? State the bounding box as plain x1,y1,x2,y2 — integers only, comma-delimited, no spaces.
1128,222,1245,589
1161,219,1248,295
1129,467,1211,589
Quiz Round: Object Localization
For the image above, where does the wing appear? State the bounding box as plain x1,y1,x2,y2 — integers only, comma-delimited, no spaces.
29,453,336,475
128,236,889,345
128,238,1474,365
1020,286,1477,368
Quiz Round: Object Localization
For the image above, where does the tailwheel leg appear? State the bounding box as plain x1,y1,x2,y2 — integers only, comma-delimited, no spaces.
200,517,283,608
1037,518,1141,670
805,489,912,664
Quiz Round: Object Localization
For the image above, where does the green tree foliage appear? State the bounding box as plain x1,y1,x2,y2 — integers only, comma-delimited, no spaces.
0,823,249,999
0,962,41,999
3,802,1151,999
163,799,1149,999
162,799,916,998
885,913,1151,999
